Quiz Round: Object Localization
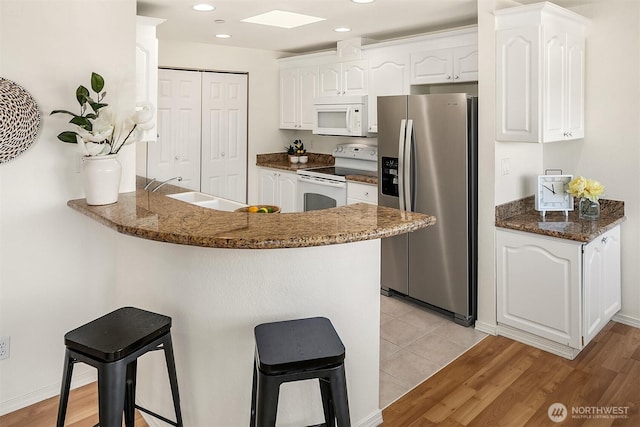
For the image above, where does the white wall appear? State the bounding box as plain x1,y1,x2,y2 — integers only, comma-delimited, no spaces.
0,0,136,414
543,0,640,323
158,41,284,204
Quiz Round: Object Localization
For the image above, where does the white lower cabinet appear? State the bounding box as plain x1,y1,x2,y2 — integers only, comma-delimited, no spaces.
347,182,378,205
259,168,298,213
496,226,621,359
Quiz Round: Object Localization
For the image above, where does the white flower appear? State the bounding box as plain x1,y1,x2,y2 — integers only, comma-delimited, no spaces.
134,102,154,125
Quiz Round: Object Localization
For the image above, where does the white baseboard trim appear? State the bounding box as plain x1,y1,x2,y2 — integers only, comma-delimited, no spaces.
0,370,96,417
357,408,384,427
613,313,640,328
474,321,497,335
496,324,580,360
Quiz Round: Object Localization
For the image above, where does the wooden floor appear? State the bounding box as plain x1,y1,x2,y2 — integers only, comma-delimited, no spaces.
1,322,638,426
382,321,640,426
0,382,147,427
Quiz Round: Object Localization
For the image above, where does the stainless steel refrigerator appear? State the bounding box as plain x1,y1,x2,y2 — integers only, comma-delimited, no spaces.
378,94,477,326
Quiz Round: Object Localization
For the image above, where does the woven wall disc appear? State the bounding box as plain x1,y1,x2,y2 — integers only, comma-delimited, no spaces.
0,78,42,164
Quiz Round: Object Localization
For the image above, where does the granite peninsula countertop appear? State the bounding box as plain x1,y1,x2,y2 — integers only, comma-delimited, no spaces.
495,196,625,243
256,152,378,185
68,186,435,249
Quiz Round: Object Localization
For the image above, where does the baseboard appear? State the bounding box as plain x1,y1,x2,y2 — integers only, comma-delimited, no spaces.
0,370,96,417
474,320,497,335
357,409,384,427
613,313,640,328
496,324,580,360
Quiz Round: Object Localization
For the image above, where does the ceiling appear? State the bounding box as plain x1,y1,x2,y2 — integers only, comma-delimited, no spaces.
136,0,479,55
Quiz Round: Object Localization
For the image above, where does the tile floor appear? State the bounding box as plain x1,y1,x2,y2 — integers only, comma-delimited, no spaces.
379,294,487,408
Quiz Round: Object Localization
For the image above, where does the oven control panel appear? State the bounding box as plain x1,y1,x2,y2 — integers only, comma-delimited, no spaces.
333,143,377,161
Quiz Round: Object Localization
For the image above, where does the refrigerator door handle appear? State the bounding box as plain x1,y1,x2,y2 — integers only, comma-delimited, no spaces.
404,119,414,211
397,119,407,211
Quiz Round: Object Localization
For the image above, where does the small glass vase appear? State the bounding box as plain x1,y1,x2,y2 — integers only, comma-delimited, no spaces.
578,197,600,220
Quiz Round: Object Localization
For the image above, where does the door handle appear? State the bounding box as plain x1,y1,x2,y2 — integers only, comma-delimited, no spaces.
398,119,407,211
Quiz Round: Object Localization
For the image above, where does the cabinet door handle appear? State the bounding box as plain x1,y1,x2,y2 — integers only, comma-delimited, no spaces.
446,75,451,80
175,155,180,160
455,75,460,79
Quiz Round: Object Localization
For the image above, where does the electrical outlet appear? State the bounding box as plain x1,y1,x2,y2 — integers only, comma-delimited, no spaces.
0,336,10,360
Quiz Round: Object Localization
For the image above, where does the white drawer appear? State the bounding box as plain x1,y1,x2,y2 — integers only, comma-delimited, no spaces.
347,182,378,205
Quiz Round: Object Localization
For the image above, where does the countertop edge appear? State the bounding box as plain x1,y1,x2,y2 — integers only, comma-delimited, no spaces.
68,194,435,249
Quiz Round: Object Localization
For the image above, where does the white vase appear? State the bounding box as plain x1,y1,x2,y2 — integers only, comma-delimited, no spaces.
81,154,122,205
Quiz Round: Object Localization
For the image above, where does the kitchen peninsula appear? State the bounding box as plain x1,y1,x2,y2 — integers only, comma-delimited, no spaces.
67,188,435,426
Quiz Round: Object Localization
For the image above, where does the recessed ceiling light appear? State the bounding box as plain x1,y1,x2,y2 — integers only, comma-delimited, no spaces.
351,0,375,3
241,10,325,29
215,34,231,39
334,27,351,33
193,4,215,12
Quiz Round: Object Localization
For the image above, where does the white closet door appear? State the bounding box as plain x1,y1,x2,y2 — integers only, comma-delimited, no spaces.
150,69,202,190
201,72,248,203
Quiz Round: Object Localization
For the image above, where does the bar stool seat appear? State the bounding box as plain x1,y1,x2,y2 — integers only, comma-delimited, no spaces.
56,306,183,427
250,316,351,427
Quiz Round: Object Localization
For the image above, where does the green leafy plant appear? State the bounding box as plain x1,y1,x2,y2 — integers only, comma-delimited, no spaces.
51,72,153,156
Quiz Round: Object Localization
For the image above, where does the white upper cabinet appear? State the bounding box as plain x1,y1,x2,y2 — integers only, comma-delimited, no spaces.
318,59,368,97
278,27,478,133
496,2,588,143
366,51,410,133
410,45,478,85
280,65,318,130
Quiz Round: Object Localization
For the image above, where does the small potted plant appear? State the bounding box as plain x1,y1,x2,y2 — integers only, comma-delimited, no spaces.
285,144,299,163
294,140,308,164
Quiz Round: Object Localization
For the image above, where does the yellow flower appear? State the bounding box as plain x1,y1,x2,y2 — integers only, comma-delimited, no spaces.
567,176,604,201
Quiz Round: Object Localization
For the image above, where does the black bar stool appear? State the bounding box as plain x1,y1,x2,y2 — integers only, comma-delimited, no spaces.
250,316,351,427
56,306,183,427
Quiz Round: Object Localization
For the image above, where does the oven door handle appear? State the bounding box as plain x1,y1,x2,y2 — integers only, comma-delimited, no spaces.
298,175,347,188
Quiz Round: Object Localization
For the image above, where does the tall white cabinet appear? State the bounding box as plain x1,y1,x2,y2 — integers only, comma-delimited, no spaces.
496,226,621,359
495,2,588,143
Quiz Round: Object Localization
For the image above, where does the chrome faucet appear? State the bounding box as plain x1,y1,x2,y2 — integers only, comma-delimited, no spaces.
151,176,183,192
143,178,157,191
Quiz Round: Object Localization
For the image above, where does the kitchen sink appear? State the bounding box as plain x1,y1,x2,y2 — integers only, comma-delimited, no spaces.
167,192,247,212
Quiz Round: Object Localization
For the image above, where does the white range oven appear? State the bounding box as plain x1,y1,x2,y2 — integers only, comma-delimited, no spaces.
297,143,378,212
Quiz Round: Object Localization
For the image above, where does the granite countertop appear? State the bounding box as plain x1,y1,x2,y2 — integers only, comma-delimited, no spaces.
495,196,625,243
256,152,378,185
68,184,435,249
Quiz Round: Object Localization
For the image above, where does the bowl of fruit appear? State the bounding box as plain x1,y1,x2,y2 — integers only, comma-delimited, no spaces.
235,205,281,214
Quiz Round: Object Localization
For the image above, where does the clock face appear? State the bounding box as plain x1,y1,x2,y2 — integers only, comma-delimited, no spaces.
535,175,574,211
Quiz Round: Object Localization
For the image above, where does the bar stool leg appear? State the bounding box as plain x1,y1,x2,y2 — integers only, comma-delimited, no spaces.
124,360,137,427
162,334,184,427
329,365,351,427
97,360,127,427
56,349,75,427
255,371,280,427
319,378,336,427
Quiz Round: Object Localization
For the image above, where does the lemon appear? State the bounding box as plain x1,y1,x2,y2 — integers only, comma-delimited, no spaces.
248,206,258,213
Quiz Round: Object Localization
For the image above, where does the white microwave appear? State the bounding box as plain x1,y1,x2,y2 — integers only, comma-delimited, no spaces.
313,95,368,137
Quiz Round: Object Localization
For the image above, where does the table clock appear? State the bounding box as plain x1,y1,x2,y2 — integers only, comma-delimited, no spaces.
535,174,574,219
